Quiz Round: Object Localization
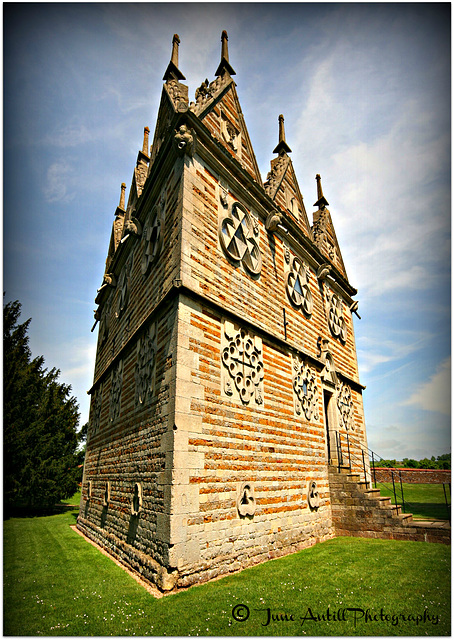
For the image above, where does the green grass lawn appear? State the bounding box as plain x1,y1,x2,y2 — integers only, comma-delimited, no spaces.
3,506,450,636
375,483,451,520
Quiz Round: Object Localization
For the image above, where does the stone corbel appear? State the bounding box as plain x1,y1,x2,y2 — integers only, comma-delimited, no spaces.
173,124,195,157
121,217,142,243
265,210,288,234
317,263,331,281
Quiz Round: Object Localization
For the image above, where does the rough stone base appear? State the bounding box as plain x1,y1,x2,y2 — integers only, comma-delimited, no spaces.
329,466,451,545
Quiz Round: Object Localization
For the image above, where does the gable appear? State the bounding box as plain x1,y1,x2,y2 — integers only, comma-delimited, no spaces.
193,78,263,185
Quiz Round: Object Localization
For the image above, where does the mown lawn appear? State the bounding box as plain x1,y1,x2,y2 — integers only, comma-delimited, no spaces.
375,483,451,520
3,507,451,636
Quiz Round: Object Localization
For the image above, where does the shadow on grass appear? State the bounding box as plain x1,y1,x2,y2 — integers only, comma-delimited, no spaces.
4,503,79,520
402,502,451,520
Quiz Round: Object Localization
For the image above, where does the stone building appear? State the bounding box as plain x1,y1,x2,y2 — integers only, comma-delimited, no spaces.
78,31,373,591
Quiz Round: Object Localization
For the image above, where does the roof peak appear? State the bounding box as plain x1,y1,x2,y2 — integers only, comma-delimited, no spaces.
163,33,186,82
215,30,236,77
272,114,292,155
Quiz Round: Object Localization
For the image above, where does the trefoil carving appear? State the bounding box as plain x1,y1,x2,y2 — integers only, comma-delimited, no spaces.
219,201,262,276
131,482,143,516
292,356,319,421
109,359,123,422
237,482,256,518
307,480,320,510
221,320,264,406
286,257,313,315
135,323,157,406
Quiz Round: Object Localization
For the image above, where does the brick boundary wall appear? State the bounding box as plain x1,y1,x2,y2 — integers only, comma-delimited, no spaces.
373,468,451,484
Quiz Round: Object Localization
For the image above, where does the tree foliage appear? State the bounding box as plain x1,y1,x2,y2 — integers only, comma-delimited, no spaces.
4,299,83,511
373,454,450,470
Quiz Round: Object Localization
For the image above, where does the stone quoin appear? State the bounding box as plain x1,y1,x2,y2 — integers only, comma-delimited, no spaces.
78,31,446,593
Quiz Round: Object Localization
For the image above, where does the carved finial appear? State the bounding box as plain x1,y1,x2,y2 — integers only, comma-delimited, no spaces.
273,114,292,155
119,183,126,211
142,127,150,156
215,30,236,77
171,34,180,65
314,174,329,208
163,33,186,81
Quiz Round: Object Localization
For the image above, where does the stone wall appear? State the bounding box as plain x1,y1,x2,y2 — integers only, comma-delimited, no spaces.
373,468,451,484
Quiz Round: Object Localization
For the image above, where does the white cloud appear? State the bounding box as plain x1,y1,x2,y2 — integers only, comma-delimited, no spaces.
403,357,451,416
43,162,76,203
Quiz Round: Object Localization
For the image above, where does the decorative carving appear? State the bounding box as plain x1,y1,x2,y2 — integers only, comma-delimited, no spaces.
292,356,319,421
265,210,282,232
221,113,240,153
320,347,338,388
326,286,347,342
219,186,229,208
109,359,123,422
237,482,256,517
219,201,262,276
131,482,143,516
286,257,313,315
307,480,320,510
316,263,331,281
135,323,156,406
115,254,133,319
99,295,112,345
337,381,354,431
90,384,103,437
141,197,165,275
192,75,226,114
124,216,142,239
174,124,194,156
264,154,289,198
221,320,264,406
103,481,111,507
165,79,188,107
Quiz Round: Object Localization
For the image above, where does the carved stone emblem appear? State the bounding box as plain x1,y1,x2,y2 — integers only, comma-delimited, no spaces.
131,482,143,516
174,124,194,156
109,359,123,422
141,198,165,275
103,481,111,507
307,480,320,510
326,286,347,342
99,295,112,345
90,383,103,437
286,257,313,315
237,482,256,517
292,356,319,421
221,320,264,406
116,254,133,319
135,323,156,406
219,201,262,276
337,381,354,430
221,113,240,153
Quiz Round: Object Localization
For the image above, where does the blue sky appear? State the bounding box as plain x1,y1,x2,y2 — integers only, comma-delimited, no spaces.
4,3,450,460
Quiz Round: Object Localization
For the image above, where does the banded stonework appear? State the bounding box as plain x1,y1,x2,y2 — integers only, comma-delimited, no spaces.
79,30,375,592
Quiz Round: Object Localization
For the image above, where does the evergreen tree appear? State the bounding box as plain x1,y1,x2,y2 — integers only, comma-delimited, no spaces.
4,299,82,511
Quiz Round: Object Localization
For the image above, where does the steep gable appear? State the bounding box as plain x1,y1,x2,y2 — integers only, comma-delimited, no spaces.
264,115,312,237
312,174,348,280
189,31,262,185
